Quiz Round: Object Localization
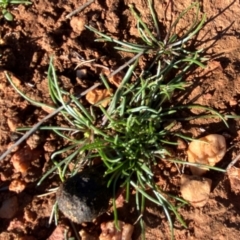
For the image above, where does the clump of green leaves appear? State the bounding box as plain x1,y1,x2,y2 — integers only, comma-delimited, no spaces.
86,1,206,80
3,1,229,239
0,0,31,21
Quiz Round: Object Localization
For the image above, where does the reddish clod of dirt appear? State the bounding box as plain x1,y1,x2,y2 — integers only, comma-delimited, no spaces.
0,0,240,239
56,167,113,224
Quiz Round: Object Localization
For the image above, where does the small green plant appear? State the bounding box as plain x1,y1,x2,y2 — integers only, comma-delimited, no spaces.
0,0,31,21
2,1,232,239
86,1,206,80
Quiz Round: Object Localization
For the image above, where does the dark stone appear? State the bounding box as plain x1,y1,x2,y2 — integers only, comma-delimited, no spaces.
56,167,113,223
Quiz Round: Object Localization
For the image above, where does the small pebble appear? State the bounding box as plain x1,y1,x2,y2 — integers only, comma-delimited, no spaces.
43,140,57,152
9,179,26,193
177,138,187,150
11,146,41,174
229,99,237,106
26,133,42,150
180,174,212,207
70,16,87,34
11,146,32,174
99,221,134,240
187,134,226,175
228,167,240,194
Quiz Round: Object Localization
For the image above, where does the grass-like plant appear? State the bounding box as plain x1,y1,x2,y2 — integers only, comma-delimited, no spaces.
86,1,206,80
2,1,230,239
0,0,31,21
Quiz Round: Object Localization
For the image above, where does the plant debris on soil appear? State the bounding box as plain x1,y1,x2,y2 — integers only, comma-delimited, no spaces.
1,0,240,239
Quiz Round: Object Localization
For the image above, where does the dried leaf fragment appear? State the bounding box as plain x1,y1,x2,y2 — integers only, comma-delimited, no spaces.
187,134,226,175
180,174,212,207
86,88,112,107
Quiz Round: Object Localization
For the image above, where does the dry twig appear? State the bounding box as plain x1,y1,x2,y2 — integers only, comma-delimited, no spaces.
0,82,101,161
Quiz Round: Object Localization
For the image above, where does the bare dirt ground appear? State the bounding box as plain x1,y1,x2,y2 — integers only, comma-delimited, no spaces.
0,0,240,239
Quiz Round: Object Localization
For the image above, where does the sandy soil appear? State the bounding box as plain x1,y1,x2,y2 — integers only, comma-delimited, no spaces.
0,0,240,239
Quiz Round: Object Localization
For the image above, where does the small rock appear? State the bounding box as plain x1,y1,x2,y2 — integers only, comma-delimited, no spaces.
57,167,114,224
228,167,240,194
43,140,57,152
11,146,41,174
11,147,31,174
48,224,71,240
9,179,26,193
26,133,42,150
70,16,87,34
180,174,212,207
102,69,123,88
115,192,125,208
229,99,237,106
177,138,187,150
99,221,134,240
187,134,226,175
0,196,18,219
